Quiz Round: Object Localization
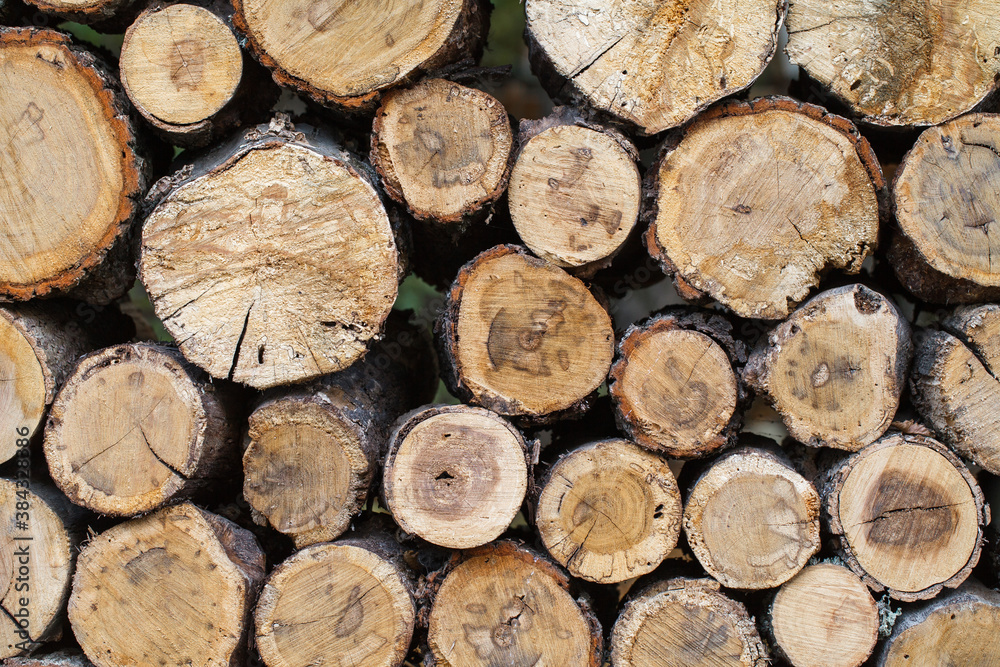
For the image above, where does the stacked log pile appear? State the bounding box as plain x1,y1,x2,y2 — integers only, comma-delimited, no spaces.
0,1,998,666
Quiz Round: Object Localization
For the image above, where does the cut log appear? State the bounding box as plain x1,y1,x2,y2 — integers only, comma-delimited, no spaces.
890,114,1000,299
232,0,489,111
0,479,84,659
610,576,767,667
382,404,529,549
140,116,401,389
243,314,436,548
609,310,748,458
764,563,879,667
437,244,614,423
23,0,141,28
533,438,682,584
911,304,1000,474
525,0,786,134
508,107,641,275
785,1,1000,127
744,284,912,451
887,231,1000,305
119,2,279,148
254,532,416,667
876,578,1000,666
4,650,94,666
683,446,821,589
822,432,988,601
644,97,883,319
0,28,150,303
43,343,239,516
426,541,602,666
68,502,265,667
370,78,513,224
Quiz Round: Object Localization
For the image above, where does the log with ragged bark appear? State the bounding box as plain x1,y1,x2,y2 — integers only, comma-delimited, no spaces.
23,0,142,29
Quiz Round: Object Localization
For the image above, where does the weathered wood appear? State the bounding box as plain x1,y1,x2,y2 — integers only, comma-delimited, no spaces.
119,1,279,148
426,541,602,666
0,479,84,659
232,0,490,112
371,77,513,224
243,314,436,548
437,244,614,424
609,310,748,458
683,446,821,589
382,404,529,549
43,343,239,516
23,0,142,29
0,28,151,303
610,576,767,667
508,107,641,276
254,530,416,667
533,438,682,584
4,649,94,666
68,502,265,667
525,0,786,134
887,231,1000,305
786,0,1000,127
744,284,912,451
876,578,1000,666
140,116,402,389
764,563,879,667
822,432,988,601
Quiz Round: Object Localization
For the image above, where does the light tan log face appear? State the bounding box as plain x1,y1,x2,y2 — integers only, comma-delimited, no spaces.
894,114,1000,287
141,140,398,389
610,577,767,667
372,78,512,223
647,100,880,319
770,563,879,667
255,543,415,667
535,439,681,583
120,4,243,126
0,29,141,299
509,123,640,268
0,315,46,459
786,0,1000,126
525,0,784,134
383,406,527,549
427,543,600,666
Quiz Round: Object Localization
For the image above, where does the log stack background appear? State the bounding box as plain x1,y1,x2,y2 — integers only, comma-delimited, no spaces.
1,1,999,666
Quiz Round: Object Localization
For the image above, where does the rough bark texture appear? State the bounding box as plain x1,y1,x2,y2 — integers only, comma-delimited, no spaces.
532,438,682,584
744,284,912,451
232,0,490,112
610,576,768,667
436,244,615,425
243,314,436,548
525,0,787,134
822,432,989,601
23,0,142,30
785,0,1000,127
68,503,265,667
644,97,884,319
4,650,95,666
887,231,1000,305
140,116,402,389
382,403,529,549
0,27,151,303
609,309,749,458
43,343,240,516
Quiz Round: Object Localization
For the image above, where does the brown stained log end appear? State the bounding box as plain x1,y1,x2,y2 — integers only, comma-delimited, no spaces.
0,28,148,301
744,284,911,451
683,447,821,590
610,577,767,667
534,438,682,584
786,0,1000,127
383,404,528,549
371,78,513,224
438,245,614,423
768,563,879,667
824,432,988,601
254,542,415,667
69,503,264,667
43,343,237,517
887,231,1000,305
645,97,882,319
426,541,602,666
